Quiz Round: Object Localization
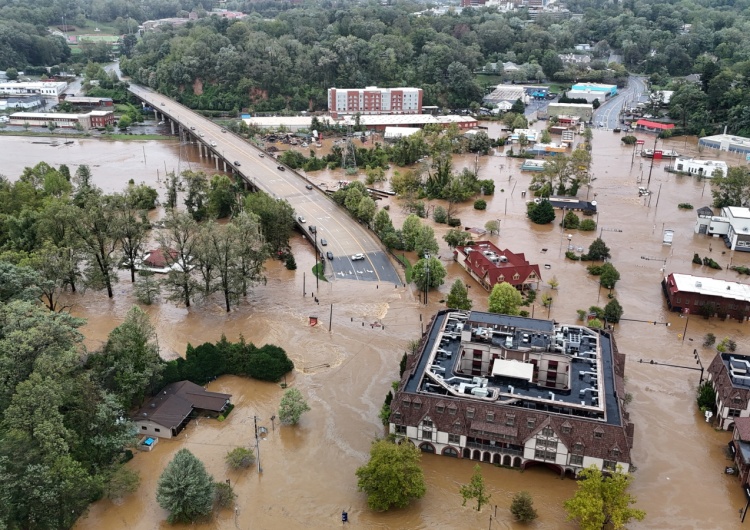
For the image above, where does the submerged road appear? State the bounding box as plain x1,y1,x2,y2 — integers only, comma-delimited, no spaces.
128,84,401,285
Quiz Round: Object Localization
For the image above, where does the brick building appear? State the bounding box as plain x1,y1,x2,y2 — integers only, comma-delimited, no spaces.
707,353,750,430
327,86,422,118
662,273,750,321
454,241,542,291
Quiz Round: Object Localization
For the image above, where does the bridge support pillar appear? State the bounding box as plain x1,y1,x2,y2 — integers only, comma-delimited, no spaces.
170,120,175,135
154,110,158,121
197,143,202,158
215,155,219,170
223,159,227,171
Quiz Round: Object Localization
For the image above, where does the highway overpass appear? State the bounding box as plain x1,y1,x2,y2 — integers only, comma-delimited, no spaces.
128,84,401,284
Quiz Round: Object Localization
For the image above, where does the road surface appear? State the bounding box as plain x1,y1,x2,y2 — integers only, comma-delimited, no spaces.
128,84,402,285
593,75,648,130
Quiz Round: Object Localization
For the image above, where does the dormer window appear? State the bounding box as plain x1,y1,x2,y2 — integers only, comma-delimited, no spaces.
436,404,445,414
486,412,495,423
467,408,475,419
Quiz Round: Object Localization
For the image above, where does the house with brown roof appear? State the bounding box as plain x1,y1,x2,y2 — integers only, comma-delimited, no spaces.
390,310,634,477
454,241,541,291
133,381,231,439
707,353,750,430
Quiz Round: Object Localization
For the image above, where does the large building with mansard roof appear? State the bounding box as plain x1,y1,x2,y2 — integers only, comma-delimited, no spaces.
389,310,635,477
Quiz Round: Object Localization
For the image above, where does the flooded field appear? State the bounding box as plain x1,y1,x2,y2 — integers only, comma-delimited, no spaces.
2,128,750,529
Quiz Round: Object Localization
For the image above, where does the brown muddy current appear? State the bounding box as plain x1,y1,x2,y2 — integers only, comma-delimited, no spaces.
2,129,750,529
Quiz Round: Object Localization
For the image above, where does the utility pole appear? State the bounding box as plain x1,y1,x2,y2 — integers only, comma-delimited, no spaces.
254,415,262,473
329,303,333,332
646,134,658,188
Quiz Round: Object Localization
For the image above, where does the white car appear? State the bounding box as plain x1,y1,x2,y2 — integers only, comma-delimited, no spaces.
351,253,365,261
297,216,306,223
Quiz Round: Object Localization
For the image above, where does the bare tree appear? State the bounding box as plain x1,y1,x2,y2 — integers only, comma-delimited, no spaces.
158,211,199,307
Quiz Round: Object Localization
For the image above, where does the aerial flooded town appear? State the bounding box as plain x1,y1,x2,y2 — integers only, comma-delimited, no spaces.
3,1,750,529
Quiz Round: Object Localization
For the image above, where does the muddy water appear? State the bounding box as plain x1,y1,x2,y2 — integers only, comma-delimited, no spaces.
2,129,750,528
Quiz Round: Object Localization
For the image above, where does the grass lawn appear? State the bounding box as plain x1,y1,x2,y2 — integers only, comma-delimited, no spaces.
396,254,414,283
312,263,328,282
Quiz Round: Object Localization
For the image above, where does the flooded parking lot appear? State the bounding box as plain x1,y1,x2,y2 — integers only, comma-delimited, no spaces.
2,128,750,528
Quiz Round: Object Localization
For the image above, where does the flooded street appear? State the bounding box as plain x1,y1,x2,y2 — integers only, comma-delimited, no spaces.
3,128,750,528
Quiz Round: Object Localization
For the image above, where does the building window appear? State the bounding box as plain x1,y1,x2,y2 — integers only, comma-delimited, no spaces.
594,431,603,439
414,402,421,410
611,448,621,458
403,401,410,409
603,460,617,471
395,425,406,435
423,419,433,428
486,412,494,423
728,408,742,417
574,442,583,453
436,405,445,414
542,427,554,437
141,426,147,430
394,412,401,421
527,419,536,429
154,428,161,432
505,416,515,427
448,406,457,415
420,429,431,440
448,434,461,444
535,448,556,461
467,408,475,419
562,425,572,434
570,454,583,466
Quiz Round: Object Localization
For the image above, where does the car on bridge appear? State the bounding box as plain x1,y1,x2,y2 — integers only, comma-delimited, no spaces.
297,216,306,223
306,184,313,190
309,225,317,234
277,165,285,171
326,251,334,260
320,239,328,246
351,253,365,261
234,161,241,166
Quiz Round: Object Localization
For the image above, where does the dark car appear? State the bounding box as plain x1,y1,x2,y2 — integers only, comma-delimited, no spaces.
277,165,286,171
309,225,317,234
320,239,328,246
326,251,334,260
221,128,226,133
306,184,313,190
234,161,241,166
190,126,195,130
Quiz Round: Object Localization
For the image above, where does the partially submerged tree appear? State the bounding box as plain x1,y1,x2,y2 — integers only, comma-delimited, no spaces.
356,439,426,511
459,464,491,511
447,279,473,310
156,449,215,524
278,387,310,425
564,465,645,530
488,282,523,315
510,491,538,522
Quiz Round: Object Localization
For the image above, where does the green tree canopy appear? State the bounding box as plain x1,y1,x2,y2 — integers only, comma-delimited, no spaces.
412,256,447,291
511,491,538,522
459,464,491,511
586,237,611,261
564,465,645,530
488,282,523,315
527,200,556,224
356,439,427,512
156,449,215,524
447,279,473,311
278,387,310,425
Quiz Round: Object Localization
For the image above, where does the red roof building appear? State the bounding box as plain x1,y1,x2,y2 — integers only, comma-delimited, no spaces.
454,241,542,291
635,119,675,132
142,248,178,269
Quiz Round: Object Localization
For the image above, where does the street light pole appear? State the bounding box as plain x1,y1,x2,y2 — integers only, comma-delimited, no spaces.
314,231,319,291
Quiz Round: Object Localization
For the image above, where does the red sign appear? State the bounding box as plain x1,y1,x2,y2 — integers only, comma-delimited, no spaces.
636,139,645,145
653,150,663,160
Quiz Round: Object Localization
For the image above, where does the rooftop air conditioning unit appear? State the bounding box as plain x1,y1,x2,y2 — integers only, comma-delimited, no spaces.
499,255,508,262
695,281,702,288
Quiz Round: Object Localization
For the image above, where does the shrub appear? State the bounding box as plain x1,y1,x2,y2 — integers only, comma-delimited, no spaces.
703,333,716,347
447,218,462,227
510,491,538,522
225,447,255,469
576,309,587,321
621,135,637,145
480,179,495,195
474,199,487,210
732,265,750,275
433,206,448,224
214,482,236,508
561,210,580,229
693,253,702,265
579,219,597,231
702,257,722,270
565,251,580,261
697,381,715,411
678,203,694,210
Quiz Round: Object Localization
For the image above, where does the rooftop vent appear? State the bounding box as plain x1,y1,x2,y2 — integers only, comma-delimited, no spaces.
499,255,508,263
695,281,702,288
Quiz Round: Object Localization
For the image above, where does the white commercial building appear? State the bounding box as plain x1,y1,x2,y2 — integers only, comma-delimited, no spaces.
699,134,750,156
0,81,68,103
672,158,728,178
695,206,750,251
327,86,422,118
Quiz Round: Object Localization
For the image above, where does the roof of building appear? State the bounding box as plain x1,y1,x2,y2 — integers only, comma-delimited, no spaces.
697,206,714,217
735,417,750,442
0,81,68,90
63,96,113,104
548,103,593,109
455,241,542,287
342,114,476,127
329,86,421,93
10,112,80,119
667,273,750,303
571,83,617,91
142,248,178,268
134,381,231,429
393,310,631,460
724,207,750,220
483,85,526,103
636,119,675,130
675,158,727,168
384,126,422,139
700,133,750,148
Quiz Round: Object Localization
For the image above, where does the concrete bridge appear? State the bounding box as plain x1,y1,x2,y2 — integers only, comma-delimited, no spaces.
128,83,401,284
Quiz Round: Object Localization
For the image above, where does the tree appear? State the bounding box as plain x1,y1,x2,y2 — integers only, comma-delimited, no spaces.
511,98,526,114
401,214,423,251
373,209,394,238
548,276,559,290
485,219,500,235
511,491,538,522
564,465,645,530
112,192,149,283
604,299,624,323
412,256,447,291
105,466,141,501
225,447,255,470
414,225,439,258
158,211,199,307
118,114,132,131
207,174,239,219
488,282,523,315
460,464,491,511
182,170,210,221
356,439,426,511
357,195,377,225
586,238,611,261
90,306,163,408
469,131,492,154
599,263,621,290
278,387,310,425
527,200,556,224
245,193,294,254
156,449,215,524
447,279,473,310
134,270,161,305
711,166,750,208
72,192,120,298
214,481,236,509
444,229,472,249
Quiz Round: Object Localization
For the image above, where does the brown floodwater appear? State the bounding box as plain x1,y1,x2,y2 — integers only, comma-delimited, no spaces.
2,129,750,529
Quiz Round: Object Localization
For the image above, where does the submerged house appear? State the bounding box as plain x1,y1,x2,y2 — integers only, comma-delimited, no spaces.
133,381,232,439
454,241,542,291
